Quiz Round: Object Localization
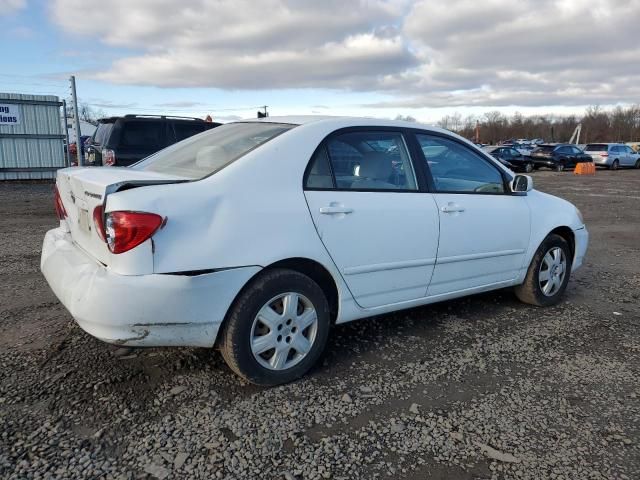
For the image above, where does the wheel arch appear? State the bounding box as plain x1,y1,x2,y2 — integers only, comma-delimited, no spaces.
548,226,575,261
215,257,341,348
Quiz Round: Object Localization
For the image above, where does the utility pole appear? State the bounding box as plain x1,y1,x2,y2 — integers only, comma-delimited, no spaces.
257,105,269,118
69,75,84,166
62,100,72,167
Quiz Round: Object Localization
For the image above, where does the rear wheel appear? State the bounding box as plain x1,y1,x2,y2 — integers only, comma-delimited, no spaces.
524,162,534,173
610,159,619,170
219,268,330,386
514,234,571,307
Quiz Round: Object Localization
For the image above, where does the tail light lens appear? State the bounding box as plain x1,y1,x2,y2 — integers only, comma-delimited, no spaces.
92,205,106,241
600,153,608,157
53,186,67,220
104,211,164,254
102,148,116,166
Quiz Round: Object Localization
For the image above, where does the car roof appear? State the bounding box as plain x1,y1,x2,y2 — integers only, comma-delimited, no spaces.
237,115,450,134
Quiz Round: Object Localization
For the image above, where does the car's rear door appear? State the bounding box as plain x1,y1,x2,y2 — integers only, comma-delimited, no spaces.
303,129,440,309
413,132,531,297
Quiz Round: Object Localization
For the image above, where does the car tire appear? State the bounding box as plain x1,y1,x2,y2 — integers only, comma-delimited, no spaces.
635,159,640,169
524,162,534,173
555,163,564,172
610,159,619,170
514,234,572,307
219,268,330,386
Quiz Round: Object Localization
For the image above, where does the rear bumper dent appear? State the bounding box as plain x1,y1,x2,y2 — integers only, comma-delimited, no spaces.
41,228,260,347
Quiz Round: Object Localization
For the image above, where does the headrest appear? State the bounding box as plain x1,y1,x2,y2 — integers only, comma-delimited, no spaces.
359,152,392,179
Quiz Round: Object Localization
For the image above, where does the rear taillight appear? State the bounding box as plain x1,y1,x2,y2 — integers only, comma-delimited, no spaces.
53,186,67,220
104,211,164,254
102,148,116,166
600,153,608,157
92,205,106,241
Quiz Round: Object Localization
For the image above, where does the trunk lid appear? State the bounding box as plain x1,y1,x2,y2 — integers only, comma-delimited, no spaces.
56,167,186,266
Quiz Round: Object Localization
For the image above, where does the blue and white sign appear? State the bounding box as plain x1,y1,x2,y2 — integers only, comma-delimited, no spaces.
0,104,21,125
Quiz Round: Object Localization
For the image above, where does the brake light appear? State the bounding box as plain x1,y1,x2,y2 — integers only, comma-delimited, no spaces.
105,211,164,254
600,153,608,157
53,186,67,220
92,205,106,241
102,148,116,166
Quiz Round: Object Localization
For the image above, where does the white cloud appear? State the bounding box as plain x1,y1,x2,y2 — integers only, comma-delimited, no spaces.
51,0,640,107
0,0,26,15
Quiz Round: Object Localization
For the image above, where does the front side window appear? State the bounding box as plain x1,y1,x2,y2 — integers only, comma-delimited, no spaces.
133,122,294,179
325,131,417,191
416,134,505,194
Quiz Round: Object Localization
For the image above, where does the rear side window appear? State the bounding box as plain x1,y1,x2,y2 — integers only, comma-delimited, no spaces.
325,131,417,191
304,147,334,189
133,122,294,179
121,122,165,148
173,122,206,142
93,123,113,145
585,144,608,151
416,134,505,194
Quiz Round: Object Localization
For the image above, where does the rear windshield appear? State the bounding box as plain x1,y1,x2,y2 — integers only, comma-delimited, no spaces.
133,122,294,179
93,122,113,145
585,144,608,151
536,145,556,153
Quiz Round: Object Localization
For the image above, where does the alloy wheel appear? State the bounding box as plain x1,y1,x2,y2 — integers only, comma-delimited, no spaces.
538,247,567,297
250,292,318,371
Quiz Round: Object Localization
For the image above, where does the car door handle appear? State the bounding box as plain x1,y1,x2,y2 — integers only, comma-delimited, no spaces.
441,203,465,213
320,206,354,215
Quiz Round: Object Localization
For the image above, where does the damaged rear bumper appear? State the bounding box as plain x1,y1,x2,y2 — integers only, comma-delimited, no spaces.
41,227,261,347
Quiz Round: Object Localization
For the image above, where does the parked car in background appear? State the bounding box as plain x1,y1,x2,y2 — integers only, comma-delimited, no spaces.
513,143,535,157
584,143,640,170
484,146,534,172
42,116,588,385
85,115,221,167
530,144,592,171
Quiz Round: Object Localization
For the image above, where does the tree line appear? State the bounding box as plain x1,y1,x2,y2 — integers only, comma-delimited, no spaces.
434,105,640,145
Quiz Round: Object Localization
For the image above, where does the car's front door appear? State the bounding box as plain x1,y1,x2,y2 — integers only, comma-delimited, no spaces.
303,129,440,309
623,146,636,166
413,133,531,297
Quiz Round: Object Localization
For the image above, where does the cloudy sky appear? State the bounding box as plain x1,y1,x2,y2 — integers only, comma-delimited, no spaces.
1,0,638,122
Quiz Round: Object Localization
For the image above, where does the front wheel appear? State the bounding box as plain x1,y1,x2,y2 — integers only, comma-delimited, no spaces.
219,268,330,386
524,162,534,173
635,159,640,169
514,234,572,307
555,163,565,172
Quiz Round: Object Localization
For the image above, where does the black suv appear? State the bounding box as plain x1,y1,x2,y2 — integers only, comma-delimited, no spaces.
85,115,221,167
530,144,592,172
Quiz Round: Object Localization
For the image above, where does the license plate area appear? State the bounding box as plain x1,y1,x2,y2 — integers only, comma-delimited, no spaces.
78,208,90,233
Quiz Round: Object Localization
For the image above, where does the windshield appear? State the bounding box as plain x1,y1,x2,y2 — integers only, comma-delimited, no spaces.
133,122,294,179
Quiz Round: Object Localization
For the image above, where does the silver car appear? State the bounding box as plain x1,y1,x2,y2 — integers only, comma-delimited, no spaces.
584,143,640,170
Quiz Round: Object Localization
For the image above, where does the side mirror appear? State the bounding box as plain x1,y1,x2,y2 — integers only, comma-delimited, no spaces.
512,175,533,194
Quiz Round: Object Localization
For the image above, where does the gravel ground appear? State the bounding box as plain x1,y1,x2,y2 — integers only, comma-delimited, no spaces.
0,170,639,480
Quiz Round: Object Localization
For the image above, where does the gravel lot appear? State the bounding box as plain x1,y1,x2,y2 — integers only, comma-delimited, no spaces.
1,170,639,480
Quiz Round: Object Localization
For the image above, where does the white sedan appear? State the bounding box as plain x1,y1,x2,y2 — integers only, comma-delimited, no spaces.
41,116,588,385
